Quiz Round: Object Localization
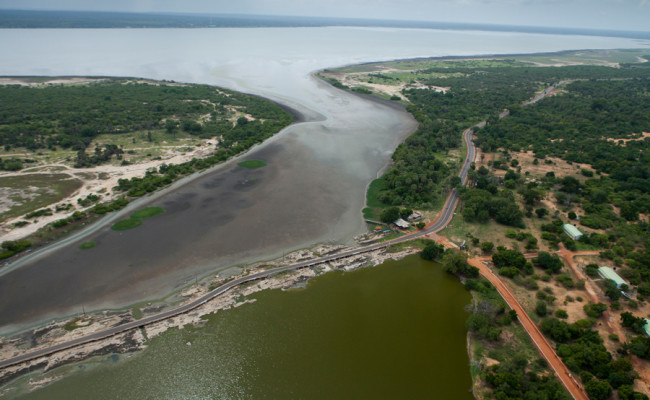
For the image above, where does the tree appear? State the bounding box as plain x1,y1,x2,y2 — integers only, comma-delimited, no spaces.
441,249,478,277
620,203,639,221
535,300,548,317
481,241,494,253
492,249,527,270
604,279,621,301
165,119,177,134
536,251,563,273
621,312,646,334
400,208,413,219
584,303,608,319
421,241,444,261
585,264,599,278
540,317,573,343
447,175,460,187
618,384,650,400
535,207,549,218
522,188,542,206
380,207,400,223
584,379,612,400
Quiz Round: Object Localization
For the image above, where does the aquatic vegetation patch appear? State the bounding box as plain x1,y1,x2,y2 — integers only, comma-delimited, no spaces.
111,206,165,231
237,160,267,169
131,206,164,219
111,218,143,231
79,241,96,250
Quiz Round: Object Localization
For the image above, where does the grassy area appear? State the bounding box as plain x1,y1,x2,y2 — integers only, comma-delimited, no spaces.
386,238,429,252
79,241,96,250
237,159,267,169
132,307,143,320
516,49,649,65
93,129,205,165
365,178,388,208
63,318,87,331
439,214,508,248
111,218,143,231
0,174,82,222
131,206,165,219
378,231,407,242
363,177,390,220
111,206,165,231
0,127,206,169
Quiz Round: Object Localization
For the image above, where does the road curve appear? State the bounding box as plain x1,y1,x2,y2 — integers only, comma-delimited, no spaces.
0,144,472,371
0,83,563,377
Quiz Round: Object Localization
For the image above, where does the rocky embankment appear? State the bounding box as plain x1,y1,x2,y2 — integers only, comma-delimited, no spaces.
0,243,419,391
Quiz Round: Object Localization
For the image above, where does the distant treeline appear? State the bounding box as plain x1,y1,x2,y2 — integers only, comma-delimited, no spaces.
1,10,649,39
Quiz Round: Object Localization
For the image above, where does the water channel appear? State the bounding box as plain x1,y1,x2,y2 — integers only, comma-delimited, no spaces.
0,27,645,331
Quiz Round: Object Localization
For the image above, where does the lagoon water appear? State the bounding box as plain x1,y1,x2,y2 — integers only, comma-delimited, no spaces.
0,27,647,331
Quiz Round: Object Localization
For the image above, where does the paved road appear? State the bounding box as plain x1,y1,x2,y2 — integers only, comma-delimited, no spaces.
0,129,475,371
0,82,564,374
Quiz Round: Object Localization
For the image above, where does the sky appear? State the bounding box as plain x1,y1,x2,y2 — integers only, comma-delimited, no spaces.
0,0,648,32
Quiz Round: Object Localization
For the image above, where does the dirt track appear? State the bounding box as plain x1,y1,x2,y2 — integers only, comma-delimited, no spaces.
468,256,589,400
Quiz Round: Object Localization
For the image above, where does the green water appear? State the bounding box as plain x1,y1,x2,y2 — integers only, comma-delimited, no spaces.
16,255,473,399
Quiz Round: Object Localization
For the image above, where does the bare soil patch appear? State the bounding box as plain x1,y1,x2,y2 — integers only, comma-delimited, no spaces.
478,150,596,180
604,132,650,146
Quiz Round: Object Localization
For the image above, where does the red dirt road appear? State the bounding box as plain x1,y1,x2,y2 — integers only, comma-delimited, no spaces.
468,257,589,400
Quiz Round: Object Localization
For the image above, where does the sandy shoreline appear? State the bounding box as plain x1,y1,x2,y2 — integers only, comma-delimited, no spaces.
0,76,310,245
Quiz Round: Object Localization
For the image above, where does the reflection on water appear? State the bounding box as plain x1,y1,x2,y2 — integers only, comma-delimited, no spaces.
0,28,646,330
16,256,473,400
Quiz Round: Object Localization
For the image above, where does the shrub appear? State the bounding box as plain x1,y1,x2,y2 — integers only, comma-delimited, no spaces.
556,274,575,289
585,264,599,278
481,241,494,253
584,303,608,318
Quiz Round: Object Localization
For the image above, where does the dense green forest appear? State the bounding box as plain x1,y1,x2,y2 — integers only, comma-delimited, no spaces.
0,80,292,166
372,61,650,210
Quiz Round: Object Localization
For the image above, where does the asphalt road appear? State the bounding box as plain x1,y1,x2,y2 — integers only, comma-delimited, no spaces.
2,83,566,373
0,116,478,371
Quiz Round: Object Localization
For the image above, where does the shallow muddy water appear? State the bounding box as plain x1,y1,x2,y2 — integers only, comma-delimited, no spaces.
12,256,474,400
0,27,646,330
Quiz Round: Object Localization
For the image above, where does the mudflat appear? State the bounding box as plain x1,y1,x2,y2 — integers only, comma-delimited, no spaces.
0,85,417,332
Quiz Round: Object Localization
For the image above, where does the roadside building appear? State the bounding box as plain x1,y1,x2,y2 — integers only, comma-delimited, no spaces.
562,224,583,240
407,211,424,222
598,266,628,288
394,218,410,229
644,319,650,337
